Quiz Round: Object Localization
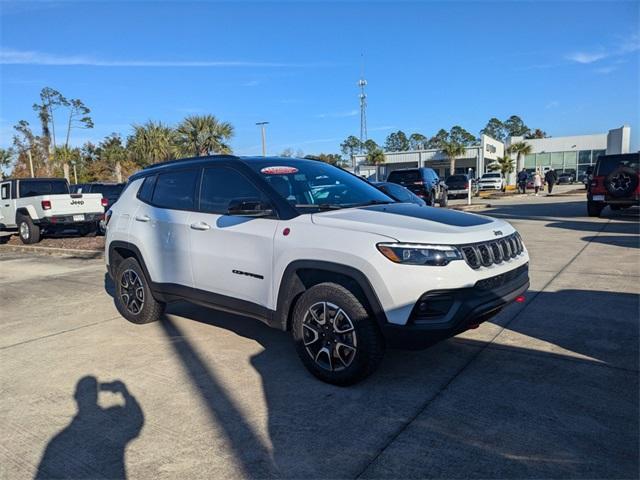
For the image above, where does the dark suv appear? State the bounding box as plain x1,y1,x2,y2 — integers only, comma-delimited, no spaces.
386,168,447,207
587,153,639,216
72,183,125,233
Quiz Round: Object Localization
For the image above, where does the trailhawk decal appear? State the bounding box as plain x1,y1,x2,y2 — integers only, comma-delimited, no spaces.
362,203,493,227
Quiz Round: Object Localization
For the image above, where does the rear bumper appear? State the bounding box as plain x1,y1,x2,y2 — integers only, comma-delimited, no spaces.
588,193,640,205
36,213,103,226
382,264,529,349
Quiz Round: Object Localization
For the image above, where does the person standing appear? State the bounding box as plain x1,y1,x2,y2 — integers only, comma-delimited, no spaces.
545,168,558,195
517,168,528,194
533,170,542,196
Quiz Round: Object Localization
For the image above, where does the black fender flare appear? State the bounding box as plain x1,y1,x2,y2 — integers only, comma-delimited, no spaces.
107,240,153,282
274,260,388,331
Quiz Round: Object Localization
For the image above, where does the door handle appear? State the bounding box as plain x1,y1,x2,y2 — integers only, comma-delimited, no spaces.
190,221,211,231
135,215,150,223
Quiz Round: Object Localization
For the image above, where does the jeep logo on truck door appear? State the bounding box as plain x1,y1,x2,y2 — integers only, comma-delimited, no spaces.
71,200,84,205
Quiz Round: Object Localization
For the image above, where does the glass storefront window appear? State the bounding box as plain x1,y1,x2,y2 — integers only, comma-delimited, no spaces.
524,154,536,168
564,151,577,172
536,153,550,169
593,150,605,162
578,150,591,164
551,152,564,170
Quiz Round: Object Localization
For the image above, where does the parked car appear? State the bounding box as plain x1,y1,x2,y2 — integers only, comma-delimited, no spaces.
72,183,126,233
386,167,448,207
445,174,477,199
557,172,575,184
371,182,426,206
105,156,529,385
477,172,505,191
587,153,640,216
0,177,106,243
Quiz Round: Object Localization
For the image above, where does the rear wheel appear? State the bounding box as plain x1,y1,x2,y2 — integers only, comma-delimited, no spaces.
292,282,385,386
17,214,41,244
80,223,98,237
114,257,165,324
587,200,605,217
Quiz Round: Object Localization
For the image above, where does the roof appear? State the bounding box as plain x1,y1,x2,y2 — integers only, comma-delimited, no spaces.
1,177,68,182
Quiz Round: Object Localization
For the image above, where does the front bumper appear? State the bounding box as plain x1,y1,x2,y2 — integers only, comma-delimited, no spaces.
479,184,502,190
382,263,529,349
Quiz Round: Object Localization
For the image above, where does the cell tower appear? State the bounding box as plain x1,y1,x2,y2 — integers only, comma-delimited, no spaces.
358,77,367,154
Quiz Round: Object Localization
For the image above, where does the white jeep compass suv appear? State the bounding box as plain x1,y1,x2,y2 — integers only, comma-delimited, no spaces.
105,156,529,385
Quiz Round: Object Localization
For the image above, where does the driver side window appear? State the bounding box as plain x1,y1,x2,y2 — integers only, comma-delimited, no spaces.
200,167,265,214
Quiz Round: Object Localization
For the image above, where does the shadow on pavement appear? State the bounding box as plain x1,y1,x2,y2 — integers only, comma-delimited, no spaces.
35,376,144,479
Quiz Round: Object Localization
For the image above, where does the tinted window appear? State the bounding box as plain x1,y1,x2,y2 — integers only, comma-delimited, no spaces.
482,173,501,179
1,183,9,200
200,167,264,214
137,175,157,203
446,175,467,183
387,170,420,184
151,170,198,210
19,180,69,197
93,184,124,197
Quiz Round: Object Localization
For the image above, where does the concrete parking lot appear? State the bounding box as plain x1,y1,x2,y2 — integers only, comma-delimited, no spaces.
1,193,638,479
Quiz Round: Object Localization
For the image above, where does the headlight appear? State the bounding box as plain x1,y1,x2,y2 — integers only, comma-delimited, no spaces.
377,243,463,266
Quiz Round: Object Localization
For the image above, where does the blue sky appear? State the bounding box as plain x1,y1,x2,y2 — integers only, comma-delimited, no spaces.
1,0,639,155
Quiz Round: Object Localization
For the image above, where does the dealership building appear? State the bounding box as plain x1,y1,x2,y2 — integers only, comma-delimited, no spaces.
353,125,632,181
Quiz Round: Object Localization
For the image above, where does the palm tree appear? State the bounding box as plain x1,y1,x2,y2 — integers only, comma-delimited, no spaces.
488,155,515,182
366,148,386,165
508,141,532,172
176,115,234,157
441,140,466,174
128,121,177,166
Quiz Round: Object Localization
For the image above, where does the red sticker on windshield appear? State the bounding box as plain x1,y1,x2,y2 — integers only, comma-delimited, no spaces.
261,166,298,175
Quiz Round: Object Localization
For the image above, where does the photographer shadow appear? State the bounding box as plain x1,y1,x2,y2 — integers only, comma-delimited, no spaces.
35,376,143,480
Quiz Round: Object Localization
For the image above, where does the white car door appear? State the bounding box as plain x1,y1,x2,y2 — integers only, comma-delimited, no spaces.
128,169,198,288
189,165,278,309
0,181,15,226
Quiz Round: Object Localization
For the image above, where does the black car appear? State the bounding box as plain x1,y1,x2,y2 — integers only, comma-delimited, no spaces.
445,174,477,199
371,182,426,206
557,172,575,184
386,167,447,207
72,183,125,233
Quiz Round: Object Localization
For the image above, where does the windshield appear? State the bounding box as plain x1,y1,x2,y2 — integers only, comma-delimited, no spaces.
19,180,69,198
246,159,393,211
481,173,501,179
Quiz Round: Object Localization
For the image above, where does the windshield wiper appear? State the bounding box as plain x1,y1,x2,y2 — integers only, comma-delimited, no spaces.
295,204,344,211
350,200,395,207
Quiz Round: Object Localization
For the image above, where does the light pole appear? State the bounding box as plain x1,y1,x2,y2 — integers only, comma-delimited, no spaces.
256,122,269,157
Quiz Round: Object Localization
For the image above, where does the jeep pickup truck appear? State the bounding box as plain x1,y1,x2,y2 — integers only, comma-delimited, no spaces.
0,177,106,243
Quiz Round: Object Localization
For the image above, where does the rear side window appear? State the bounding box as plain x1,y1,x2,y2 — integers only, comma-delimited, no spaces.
19,180,69,197
200,167,264,214
1,183,9,200
596,154,640,176
137,176,157,203
151,170,198,210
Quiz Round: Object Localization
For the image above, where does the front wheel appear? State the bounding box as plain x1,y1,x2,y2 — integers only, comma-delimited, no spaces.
438,191,448,207
292,283,385,386
114,257,165,324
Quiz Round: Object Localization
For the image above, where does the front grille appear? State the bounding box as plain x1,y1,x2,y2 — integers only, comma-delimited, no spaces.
475,263,528,290
460,233,524,269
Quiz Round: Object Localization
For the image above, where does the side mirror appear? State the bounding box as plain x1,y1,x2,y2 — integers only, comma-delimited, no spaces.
227,198,273,217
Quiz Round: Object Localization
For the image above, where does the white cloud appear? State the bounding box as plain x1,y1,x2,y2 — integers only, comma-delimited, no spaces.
566,51,607,64
315,110,358,119
0,48,325,68
242,80,260,87
545,101,559,109
369,125,395,132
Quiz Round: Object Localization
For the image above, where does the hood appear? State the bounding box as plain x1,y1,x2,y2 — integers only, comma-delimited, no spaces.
311,203,512,244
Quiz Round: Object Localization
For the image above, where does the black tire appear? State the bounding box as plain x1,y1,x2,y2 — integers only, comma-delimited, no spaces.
0,235,10,245
114,257,165,324
292,282,385,386
610,205,622,211
587,200,605,217
17,214,41,244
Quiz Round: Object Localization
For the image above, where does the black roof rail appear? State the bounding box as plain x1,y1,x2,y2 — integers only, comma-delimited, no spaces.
141,154,239,170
